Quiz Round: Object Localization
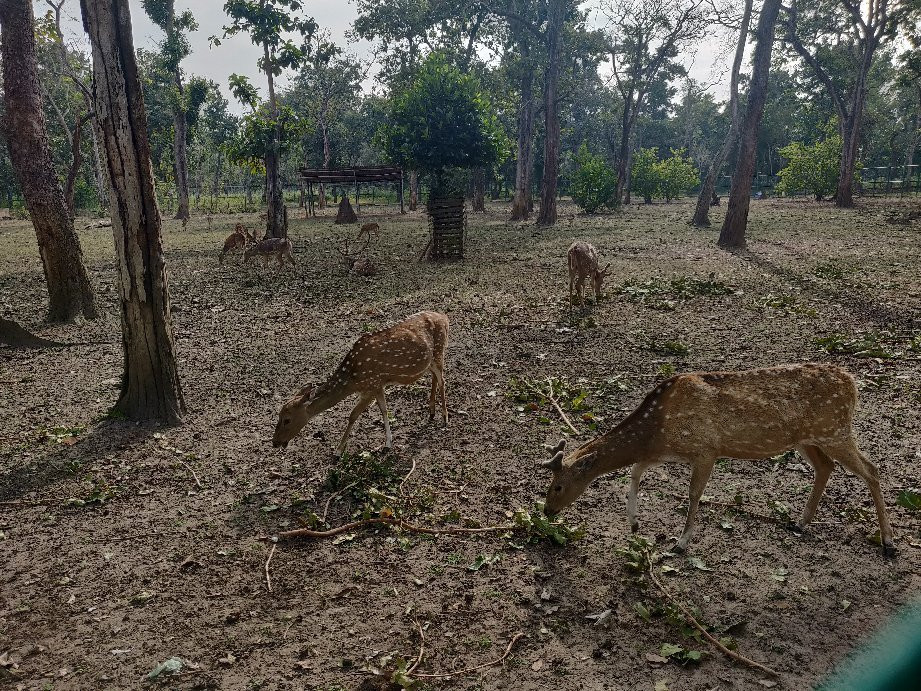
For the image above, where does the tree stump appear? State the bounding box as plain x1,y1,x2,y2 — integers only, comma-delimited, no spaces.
335,196,357,224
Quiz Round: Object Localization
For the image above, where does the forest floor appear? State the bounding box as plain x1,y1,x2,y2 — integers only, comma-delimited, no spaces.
1,197,920,691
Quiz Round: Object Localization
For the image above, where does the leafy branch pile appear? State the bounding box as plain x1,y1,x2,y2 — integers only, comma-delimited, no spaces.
507,375,628,431
813,330,921,359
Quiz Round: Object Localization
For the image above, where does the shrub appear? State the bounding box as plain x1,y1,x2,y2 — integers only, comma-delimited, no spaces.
776,123,842,200
571,144,617,213
631,147,660,203
657,148,699,202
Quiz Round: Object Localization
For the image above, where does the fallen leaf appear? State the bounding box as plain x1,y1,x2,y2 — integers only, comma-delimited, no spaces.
217,652,236,667
654,681,669,691
757,680,778,688
145,657,183,680
585,609,612,625
531,659,544,671
646,653,668,665
688,557,713,572
660,643,683,657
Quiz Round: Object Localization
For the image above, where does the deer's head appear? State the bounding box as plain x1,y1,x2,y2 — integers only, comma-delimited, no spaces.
272,384,316,448
541,439,597,516
592,264,611,297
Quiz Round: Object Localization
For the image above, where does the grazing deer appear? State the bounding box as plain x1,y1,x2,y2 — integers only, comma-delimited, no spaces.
218,223,257,264
540,363,895,557
244,237,296,268
273,311,449,455
357,222,380,243
568,241,609,311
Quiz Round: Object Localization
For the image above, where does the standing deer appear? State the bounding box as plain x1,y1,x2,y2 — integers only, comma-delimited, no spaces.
218,223,257,264
357,222,380,243
568,241,609,311
273,311,449,455
540,363,895,557
244,237,296,268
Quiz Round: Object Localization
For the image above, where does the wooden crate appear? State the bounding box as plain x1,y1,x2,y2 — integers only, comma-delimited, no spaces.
427,197,466,259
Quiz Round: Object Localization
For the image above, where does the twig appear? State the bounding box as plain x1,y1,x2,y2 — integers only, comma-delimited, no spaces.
0,497,71,508
408,619,425,674
321,481,357,523
264,543,277,593
413,632,524,679
178,460,202,489
268,517,518,542
523,378,579,435
400,458,417,499
643,548,779,677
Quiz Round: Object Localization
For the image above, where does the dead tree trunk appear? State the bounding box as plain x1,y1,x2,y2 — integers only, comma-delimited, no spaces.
718,0,781,249
0,0,96,323
80,0,185,424
536,0,564,227
692,0,751,227
510,60,535,221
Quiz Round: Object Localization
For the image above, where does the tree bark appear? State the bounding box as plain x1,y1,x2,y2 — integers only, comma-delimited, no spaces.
79,0,185,424
692,0,752,227
172,105,190,221
510,60,535,221
537,0,564,227
263,45,286,238
0,0,96,322
64,112,91,217
472,168,486,212
718,0,782,249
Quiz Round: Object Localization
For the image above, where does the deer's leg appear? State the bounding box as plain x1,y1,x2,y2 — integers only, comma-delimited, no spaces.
375,390,392,449
568,271,575,313
287,251,296,267
675,458,715,553
431,360,448,423
336,394,375,456
819,439,895,557
627,462,650,533
795,444,835,530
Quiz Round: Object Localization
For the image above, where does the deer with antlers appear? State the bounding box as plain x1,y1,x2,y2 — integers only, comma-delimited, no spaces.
568,241,609,311
540,363,895,557
218,223,257,264
272,311,449,455
336,232,377,275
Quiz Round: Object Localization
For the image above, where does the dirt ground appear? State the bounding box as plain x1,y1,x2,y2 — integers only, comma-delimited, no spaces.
1,197,920,691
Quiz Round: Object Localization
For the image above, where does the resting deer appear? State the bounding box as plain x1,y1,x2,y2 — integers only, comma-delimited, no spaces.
336,234,372,274
244,237,296,268
540,363,895,557
273,311,449,455
568,241,609,311
219,223,257,264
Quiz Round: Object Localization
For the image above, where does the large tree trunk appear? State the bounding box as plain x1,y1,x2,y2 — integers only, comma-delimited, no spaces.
409,170,419,211
537,0,564,227
79,0,185,424
263,46,286,238
0,0,96,323
510,61,535,221
472,168,486,212
718,0,782,249
836,101,864,208
693,0,752,227
614,98,634,206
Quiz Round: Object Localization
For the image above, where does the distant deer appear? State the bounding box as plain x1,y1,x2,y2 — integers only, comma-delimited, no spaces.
357,222,380,243
218,223,257,264
273,311,449,455
244,237,296,268
540,363,895,557
336,234,374,275
568,241,609,311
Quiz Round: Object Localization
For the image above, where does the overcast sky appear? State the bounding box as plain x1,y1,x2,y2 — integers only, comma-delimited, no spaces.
43,0,735,114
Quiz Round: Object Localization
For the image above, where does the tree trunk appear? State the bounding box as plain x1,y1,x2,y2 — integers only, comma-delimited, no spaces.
409,170,419,211
472,168,486,212
318,122,330,209
718,0,782,249
79,0,185,424
693,0,752,227
0,0,96,323
615,100,633,206
510,61,535,221
64,113,90,217
836,106,863,208
904,107,920,181
172,107,190,221
90,122,108,208
263,45,286,238
537,0,564,227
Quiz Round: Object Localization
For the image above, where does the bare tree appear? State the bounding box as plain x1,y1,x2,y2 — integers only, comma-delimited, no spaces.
604,0,708,206
0,0,96,322
691,0,753,226
784,0,908,208
79,0,185,423
718,0,783,248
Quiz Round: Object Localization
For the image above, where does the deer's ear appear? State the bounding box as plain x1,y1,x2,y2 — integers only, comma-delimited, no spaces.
293,384,314,405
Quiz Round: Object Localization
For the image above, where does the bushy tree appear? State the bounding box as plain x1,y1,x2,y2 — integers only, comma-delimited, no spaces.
630,147,661,203
657,147,698,202
776,125,843,200
378,54,505,196
571,144,617,213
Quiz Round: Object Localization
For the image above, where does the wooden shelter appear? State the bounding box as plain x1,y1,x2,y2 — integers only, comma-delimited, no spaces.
299,166,404,216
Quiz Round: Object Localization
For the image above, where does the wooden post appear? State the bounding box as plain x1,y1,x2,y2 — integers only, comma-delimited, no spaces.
399,171,405,214
354,170,360,216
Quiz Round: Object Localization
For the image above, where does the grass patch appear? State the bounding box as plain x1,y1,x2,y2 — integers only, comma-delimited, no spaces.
617,273,735,310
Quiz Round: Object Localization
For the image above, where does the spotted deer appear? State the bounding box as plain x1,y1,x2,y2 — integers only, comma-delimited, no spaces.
540,363,895,557
244,237,296,268
357,222,380,243
219,223,257,264
272,311,449,455
568,241,609,311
